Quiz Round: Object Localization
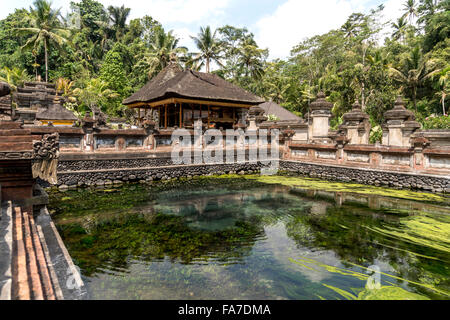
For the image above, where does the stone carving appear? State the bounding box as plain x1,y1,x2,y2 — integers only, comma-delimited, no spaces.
337,100,371,145
32,133,60,184
0,152,33,160
0,82,13,121
0,81,11,97
92,106,109,128
33,133,59,159
140,111,156,130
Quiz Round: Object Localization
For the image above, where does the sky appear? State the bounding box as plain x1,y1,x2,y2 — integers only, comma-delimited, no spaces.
0,0,406,59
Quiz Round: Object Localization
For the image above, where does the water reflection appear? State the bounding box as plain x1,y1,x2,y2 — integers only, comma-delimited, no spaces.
49,176,450,300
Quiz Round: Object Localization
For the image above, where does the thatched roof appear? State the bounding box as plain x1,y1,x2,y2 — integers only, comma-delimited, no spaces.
258,101,301,121
123,63,264,106
36,103,78,121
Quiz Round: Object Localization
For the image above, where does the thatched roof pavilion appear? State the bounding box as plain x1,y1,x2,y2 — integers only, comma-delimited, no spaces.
123,61,264,129
36,97,78,126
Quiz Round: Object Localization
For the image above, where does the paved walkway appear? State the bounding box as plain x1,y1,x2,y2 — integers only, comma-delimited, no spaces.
0,202,87,300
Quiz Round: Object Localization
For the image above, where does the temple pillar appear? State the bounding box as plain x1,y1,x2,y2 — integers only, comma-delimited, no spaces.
382,96,421,147
338,100,371,145
309,92,333,143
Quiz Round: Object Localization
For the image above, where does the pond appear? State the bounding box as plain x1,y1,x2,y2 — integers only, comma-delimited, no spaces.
49,174,450,300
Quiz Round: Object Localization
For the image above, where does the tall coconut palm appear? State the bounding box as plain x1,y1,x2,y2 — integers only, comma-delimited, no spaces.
341,20,356,39
402,0,418,25
391,16,408,42
144,28,187,77
434,66,449,115
389,47,441,111
237,39,266,80
16,0,69,82
190,26,224,73
107,5,130,40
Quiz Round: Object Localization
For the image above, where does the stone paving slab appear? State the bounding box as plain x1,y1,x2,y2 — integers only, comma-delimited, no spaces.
0,202,12,300
35,207,88,300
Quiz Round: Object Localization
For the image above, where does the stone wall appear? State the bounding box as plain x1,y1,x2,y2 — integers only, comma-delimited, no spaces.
280,160,450,193
56,162,265,189
51,156,449,193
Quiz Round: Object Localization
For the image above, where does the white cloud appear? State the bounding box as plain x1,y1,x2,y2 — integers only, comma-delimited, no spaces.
254,0,354,59
172,27,197,51
254,0,405,59
97,0,231,24
379,0,406,39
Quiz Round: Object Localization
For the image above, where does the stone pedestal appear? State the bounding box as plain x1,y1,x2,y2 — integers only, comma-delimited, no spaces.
338,100,370,145
382,96,421,147
310,92,333,143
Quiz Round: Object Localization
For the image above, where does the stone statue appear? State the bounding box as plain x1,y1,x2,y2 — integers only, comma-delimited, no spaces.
91,105,108,128
32,133,60,184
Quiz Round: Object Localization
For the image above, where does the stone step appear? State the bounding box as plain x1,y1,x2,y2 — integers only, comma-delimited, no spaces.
28,213,56,300
0,136,41,143
12,207,30,300
11,206,58,300
0,202,13,300
22,210,44,299
0,142,33,152
0,129,32,136
0,122,22,130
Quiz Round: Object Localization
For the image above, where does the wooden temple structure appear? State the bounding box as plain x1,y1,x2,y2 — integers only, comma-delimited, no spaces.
123,60,264,130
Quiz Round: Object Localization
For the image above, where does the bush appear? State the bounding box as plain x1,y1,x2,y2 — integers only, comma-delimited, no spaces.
422,114,450,129
369,125,383,143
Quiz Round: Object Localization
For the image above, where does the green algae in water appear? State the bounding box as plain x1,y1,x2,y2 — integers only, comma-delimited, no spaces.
49,175,450,300
245,174,449,204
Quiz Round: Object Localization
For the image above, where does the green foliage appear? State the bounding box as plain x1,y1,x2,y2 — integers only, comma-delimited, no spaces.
0,66,31,90
0,0,448,123
422,114,450,129
369,125,383,143
266,114,279,121
73,77,119,116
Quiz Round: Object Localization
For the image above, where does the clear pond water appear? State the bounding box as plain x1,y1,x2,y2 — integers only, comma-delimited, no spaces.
49,175,450,300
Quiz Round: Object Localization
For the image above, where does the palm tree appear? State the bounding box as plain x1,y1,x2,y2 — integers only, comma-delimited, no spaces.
341,20,356,39
16,0,69,82
389,47,441,111
107,5,130,40
190,26,224,73
434,66,449,115
237,39,266,80
402,0,418,25
73,78,119,118
144,28,187,77
391,16,408,42
0,67,31,91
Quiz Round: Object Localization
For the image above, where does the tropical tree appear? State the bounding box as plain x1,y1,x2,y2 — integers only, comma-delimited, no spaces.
392,16,408,42
237,38,266,80
434,66,449,115
143,28,187,77
0,67,30,90
55,77,76,101
341,20,356,39
190,26,224,73
16,0,69,82
389,47,441,111
73,78,119,117
402,0,418,25
107,5,130,40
